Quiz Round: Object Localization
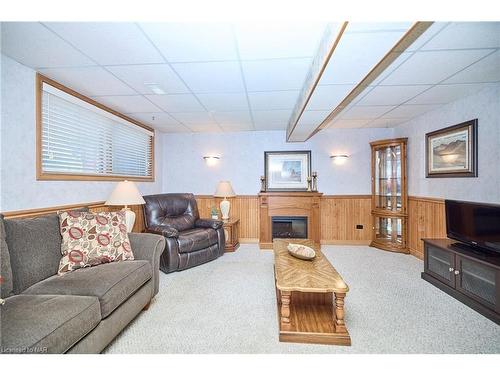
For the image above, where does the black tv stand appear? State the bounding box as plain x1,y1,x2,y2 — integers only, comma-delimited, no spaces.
422,238,500,325
449,241,491,256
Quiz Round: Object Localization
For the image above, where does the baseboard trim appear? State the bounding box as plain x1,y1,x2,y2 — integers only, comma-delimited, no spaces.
240,238,259,244
320,240,371,246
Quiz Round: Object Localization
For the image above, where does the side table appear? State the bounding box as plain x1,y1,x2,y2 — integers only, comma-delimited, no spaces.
223,218,240,252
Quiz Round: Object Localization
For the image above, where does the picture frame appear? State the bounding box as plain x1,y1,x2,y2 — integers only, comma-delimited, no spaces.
264,151,312,191
425,119,478,178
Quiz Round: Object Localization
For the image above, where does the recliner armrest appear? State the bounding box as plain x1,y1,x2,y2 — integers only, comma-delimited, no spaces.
146,224,179,238
195,218,223,230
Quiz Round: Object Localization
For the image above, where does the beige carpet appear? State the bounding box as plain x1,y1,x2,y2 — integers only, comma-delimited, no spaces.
104,245,500,354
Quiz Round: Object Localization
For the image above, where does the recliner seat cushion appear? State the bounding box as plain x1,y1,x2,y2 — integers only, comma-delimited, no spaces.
1,294,101,354
177,228,218,254
22,260,152,318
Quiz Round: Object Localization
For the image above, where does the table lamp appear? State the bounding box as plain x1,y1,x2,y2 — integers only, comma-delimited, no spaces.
214,181,236,220
105,180,146,232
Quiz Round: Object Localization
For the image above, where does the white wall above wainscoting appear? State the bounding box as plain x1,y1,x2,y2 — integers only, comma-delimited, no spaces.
394,83,500,204
161,128,394,195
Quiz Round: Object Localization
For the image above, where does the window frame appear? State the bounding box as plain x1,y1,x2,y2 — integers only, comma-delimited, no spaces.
36,73,155,182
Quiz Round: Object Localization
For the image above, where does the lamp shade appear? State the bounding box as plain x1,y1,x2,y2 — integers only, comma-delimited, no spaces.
105,180,146,206
214,181,236,198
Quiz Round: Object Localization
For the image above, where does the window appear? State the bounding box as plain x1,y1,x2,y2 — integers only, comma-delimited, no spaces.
36,74,154,181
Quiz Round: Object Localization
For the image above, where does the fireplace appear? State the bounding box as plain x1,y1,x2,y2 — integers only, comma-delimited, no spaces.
272,216,308,239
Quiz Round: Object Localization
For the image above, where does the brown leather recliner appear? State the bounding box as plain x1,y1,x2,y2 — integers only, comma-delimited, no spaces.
142,193,225,273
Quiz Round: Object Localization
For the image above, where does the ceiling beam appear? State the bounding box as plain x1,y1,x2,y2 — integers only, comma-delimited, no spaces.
305,21,434,140
286,22,348,141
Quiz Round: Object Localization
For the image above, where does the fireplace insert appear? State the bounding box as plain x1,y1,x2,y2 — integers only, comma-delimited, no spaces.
272,216,307,239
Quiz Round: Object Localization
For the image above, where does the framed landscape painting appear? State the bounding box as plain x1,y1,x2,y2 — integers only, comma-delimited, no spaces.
264,151,311,191
426,119,478,178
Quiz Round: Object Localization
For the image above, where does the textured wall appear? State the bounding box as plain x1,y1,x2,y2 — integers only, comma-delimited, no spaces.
161,127,393,195
0,54,164,211
394,84,500,204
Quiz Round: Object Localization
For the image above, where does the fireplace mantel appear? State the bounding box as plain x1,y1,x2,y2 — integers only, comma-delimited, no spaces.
258,191,323,249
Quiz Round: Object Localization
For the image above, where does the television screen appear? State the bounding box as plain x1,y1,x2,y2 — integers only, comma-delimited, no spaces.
446,199,500,253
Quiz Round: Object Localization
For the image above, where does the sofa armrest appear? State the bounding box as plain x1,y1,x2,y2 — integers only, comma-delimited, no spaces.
146,224,179,238
129,233,165,297
195,218,223,230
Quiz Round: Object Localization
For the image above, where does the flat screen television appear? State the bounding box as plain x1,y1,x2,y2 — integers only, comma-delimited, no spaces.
445,199,500,254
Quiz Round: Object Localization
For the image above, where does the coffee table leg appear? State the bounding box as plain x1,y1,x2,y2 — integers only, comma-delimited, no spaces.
334,292,347,333
280,291,291,325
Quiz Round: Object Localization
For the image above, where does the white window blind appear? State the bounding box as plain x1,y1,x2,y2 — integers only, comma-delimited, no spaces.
41,82,154,179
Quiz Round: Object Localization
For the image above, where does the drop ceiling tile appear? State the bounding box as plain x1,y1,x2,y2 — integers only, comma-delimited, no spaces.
156,124,192,133
45,22,164,65
405,22,449,52
106,64,189,94
339,105,394,119
248,90,299,110
170,111,218,126
366,118,409,127
380,49,494,85
212,111,253,126
139,23,237,62
172,61,244,93
125,112,182,127
196,93,249,112
307,84,354,110
243,58,311,91
253,109,292,129
327,118,371,128
371,52,413,85
220,124,255,132
1,22,95,68
356,85,432,106
235,22,327,60
320,30,407,85
92,95,160,113
407,83,492,105
38,66,135,96
383,104,442,119
297,110,330,125
421,22,500,50
145,94,205,113
254,123,288,130
444,50,500,84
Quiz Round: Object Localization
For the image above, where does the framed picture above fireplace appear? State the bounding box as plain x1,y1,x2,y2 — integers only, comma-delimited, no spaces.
264,151,311,191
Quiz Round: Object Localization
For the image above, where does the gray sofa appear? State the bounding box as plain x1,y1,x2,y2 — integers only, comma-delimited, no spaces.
0,212,165,354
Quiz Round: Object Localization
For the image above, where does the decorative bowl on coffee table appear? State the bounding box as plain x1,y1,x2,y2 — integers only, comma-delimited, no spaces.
287,243,316,260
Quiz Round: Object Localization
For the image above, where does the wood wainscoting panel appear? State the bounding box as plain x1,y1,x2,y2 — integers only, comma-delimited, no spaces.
3,194,392,247
195,195,259,242
408,196,446,259
320,195,372,245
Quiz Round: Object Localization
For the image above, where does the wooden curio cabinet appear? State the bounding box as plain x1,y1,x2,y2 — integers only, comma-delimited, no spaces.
370,138,408,253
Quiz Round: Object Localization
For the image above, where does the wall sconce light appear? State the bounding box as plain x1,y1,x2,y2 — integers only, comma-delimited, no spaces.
203,156,220,166
330,154,349,165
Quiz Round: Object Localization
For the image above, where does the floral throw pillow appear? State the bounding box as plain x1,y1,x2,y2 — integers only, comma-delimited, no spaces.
58,211,134,275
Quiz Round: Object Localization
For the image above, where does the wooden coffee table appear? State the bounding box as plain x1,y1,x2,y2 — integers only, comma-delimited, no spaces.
273,239,351,345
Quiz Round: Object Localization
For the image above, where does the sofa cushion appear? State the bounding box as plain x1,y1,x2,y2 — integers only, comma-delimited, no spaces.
23,260,152,318
58,211,134,274
177,228,218,254
0,214,14,298
1,294,101,354
3,213,63,294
